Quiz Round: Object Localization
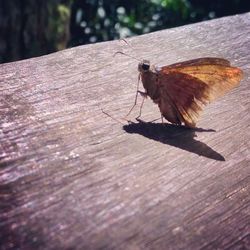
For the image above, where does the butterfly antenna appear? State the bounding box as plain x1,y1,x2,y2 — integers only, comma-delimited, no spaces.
113,51,141,62
119,38,134,48
115,38,142,61
119,38,139,55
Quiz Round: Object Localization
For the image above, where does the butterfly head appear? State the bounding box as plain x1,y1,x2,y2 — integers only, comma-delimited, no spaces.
138,60,150,73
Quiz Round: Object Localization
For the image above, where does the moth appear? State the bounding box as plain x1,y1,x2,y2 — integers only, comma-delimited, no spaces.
121,54,243,128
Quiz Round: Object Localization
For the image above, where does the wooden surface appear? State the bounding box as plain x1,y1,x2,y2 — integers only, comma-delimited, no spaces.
0,13,250,250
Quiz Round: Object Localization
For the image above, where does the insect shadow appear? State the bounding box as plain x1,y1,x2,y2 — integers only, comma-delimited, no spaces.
123,119,225,161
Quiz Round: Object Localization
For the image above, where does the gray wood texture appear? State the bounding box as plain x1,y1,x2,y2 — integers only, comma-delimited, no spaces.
0,13,250,250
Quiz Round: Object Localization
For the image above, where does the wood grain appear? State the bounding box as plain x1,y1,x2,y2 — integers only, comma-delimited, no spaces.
0,13,250,250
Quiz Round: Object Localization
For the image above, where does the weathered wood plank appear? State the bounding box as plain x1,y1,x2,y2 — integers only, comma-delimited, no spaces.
0,13,250,250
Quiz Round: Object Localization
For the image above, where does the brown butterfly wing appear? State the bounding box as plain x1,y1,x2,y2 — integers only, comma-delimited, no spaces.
165,57,231,68
158,72,210,127
162,64,243,101
158,60,243,127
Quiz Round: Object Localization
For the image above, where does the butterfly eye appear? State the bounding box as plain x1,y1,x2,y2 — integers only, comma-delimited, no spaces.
142,63,150,71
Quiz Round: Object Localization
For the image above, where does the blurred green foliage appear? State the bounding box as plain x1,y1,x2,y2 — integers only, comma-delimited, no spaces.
0,0,249,63
68,0,250,47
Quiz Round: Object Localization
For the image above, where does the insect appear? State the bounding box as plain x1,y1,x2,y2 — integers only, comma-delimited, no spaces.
117,50,243,128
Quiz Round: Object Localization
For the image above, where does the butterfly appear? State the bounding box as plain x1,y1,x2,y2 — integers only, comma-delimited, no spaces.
127,57,243,128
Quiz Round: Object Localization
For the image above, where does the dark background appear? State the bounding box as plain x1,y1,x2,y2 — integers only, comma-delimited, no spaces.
0,0,249,64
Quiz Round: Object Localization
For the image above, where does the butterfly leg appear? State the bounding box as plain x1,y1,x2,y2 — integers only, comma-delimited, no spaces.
136,93,146,119
125,74,141,117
